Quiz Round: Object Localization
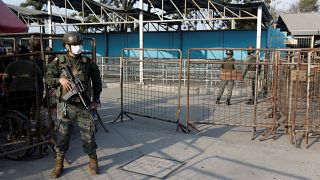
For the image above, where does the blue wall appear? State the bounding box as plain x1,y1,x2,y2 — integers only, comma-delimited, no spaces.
51,33,109,57
81,28,285,59
266,27,287,48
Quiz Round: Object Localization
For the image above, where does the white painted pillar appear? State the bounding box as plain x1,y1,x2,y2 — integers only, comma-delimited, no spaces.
231,20,236,29
139,0,144,83
256,5,262,49
231,0,236,29
47,0,53,48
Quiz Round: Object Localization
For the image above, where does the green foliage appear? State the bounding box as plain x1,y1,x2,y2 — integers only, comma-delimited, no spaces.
84,15,100,23
99,0,138,31
99,0,137,9
20,0,44,10
298,0,318,12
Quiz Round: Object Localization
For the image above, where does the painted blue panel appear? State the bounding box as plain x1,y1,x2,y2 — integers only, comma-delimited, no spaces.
83,33,107,57
108,33,136,56
267,28,286,48
184,30,268,60
123,49,181,59
109,32,181,58
85,27,286,60
52,39,64,52
144,32,180,49
107,33,123,56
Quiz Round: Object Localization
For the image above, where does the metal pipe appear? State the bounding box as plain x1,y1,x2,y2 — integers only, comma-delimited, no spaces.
256,5,262,49
47,0,53,47
305,51,313,146
0,140,50,158
139,0,144,84
176,49,182,128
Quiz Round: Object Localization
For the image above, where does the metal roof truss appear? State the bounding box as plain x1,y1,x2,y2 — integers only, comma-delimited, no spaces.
37,0,270,32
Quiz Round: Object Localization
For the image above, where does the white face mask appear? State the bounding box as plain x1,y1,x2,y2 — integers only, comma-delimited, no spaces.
70,45,82,55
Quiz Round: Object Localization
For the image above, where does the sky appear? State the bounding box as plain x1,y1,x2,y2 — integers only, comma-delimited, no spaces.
271,0,299,12
2,0,21,6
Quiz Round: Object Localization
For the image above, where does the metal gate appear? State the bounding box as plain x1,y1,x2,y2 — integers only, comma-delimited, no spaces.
114,48,185,130
185,48,320,143
185,48,303,139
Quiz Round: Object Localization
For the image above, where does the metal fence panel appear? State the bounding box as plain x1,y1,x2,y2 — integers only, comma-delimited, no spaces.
186,48,277,130
96,56,121,84
116,48,183,128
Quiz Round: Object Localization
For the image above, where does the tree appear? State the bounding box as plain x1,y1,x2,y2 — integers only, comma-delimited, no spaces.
298,0,318,12
99,0,138,31
100,0,137,10
287,3,299,13
264,0,272,9
20,0,45,10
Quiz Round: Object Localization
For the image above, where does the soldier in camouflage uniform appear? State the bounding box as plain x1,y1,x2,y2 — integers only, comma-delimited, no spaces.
216,50,235,106
243,46,256,105
45,32,102,178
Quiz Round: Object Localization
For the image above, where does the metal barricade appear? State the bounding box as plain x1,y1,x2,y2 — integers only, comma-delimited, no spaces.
114,48,184,130
96,56,121,84
185,48,284,138
0,34,50,159
305,51,320,145
289,50,320,146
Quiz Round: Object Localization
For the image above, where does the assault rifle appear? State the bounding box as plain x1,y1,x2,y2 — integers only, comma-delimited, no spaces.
61,65,108,133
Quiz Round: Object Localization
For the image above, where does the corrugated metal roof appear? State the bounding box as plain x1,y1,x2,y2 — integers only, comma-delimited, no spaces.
39,0,164,21
8,4,81,23
144,0,272,22
39,0,271,25
277,14,320,36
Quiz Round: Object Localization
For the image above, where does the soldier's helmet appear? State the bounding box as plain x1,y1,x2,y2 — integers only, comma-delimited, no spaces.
247,46,255,55
226,50,233,55
62,31,83,45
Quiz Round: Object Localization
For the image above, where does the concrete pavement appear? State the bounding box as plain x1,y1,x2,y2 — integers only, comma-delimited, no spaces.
0,87,319,180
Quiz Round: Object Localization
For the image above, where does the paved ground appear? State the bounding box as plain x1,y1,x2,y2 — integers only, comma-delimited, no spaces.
0,87,319,180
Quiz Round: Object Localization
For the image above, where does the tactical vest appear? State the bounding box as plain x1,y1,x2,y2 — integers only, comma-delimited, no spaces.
222,57,235,70
247,54,256,71
56,55,92,103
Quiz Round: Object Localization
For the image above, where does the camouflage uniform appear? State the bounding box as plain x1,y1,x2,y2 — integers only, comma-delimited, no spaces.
243,54,256,101
45,54,102,157
217,57,235,100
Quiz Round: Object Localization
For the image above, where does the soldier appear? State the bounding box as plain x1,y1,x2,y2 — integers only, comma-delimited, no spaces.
243,46,256,105
29,38,44,74
216,50,235,106
46,31,102,178
0,44,7,84
2,45,43,119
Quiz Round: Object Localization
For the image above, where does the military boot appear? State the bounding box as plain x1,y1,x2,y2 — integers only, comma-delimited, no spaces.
216,97,221,104
88,154,99,175
50,155,64,178
245,99,254,105
226,99,231,106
